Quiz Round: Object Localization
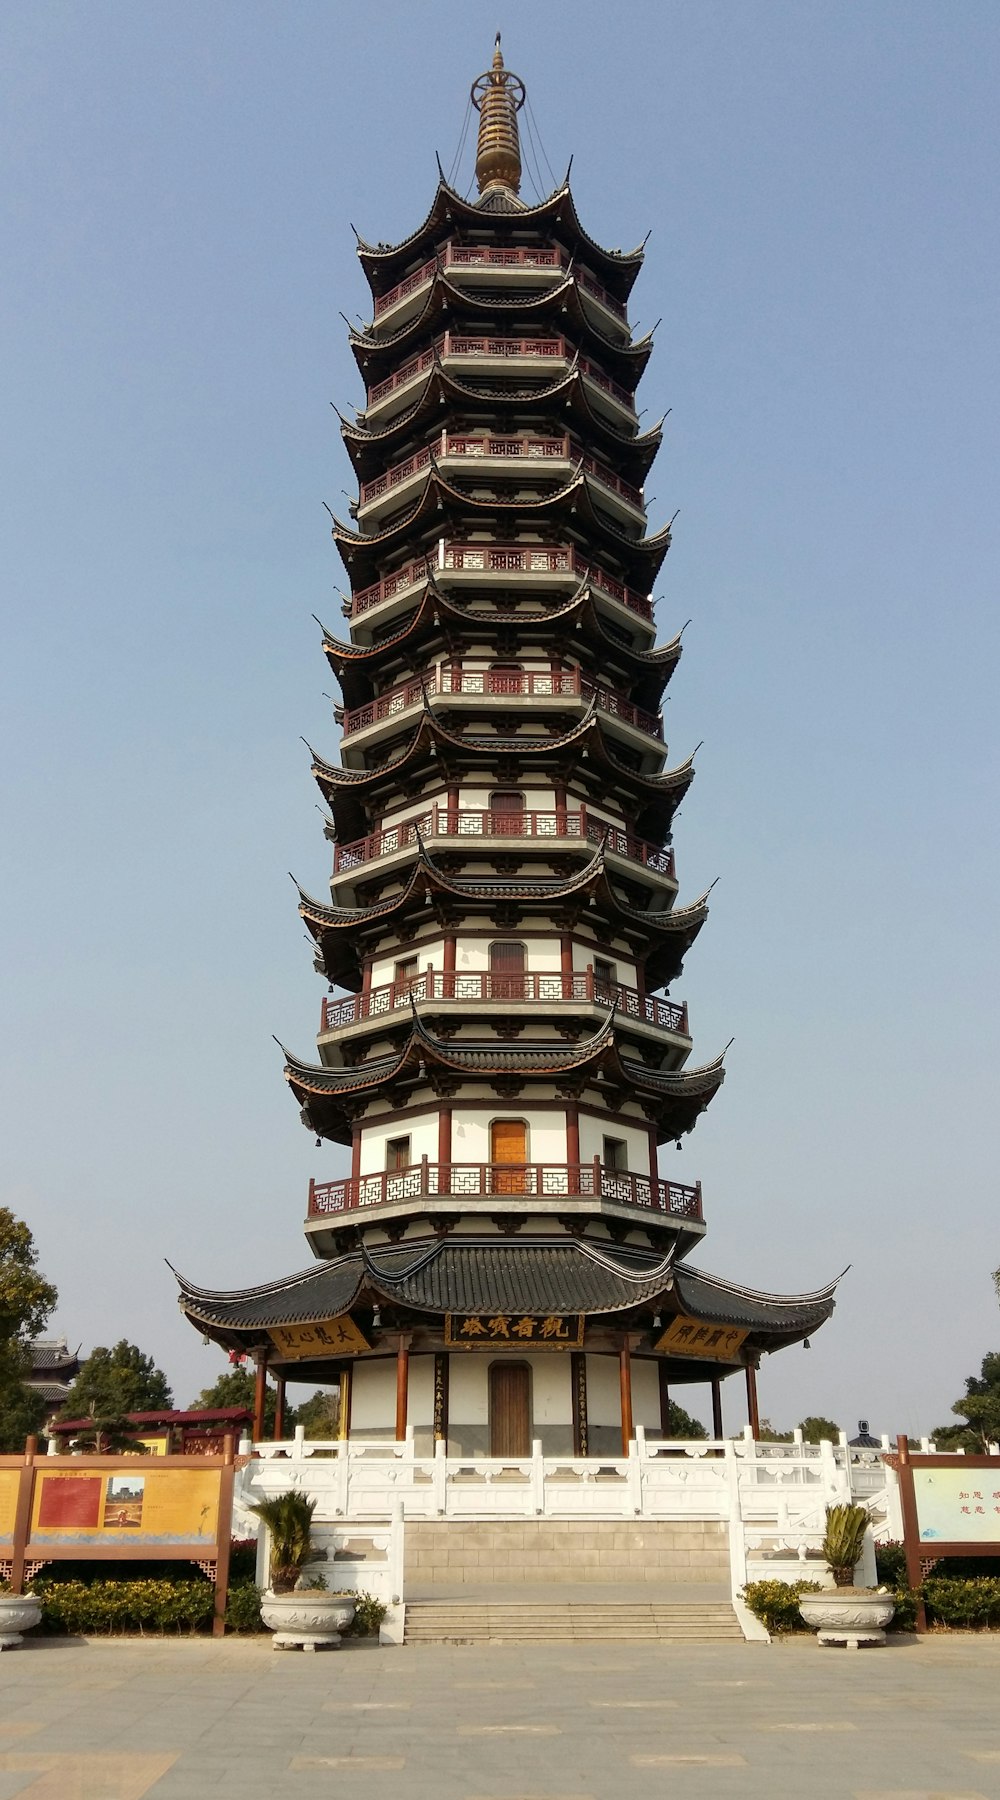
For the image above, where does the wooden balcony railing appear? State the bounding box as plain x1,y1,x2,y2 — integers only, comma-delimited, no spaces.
339,666,661,739
367,334,569,406
308,1159,702,1221
330,805,675,878
320,970,688,1035
371,243,627,321
357,433,643,511
348,540,653,622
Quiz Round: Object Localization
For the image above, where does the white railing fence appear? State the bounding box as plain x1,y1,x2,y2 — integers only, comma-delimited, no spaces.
234,1425,969,1632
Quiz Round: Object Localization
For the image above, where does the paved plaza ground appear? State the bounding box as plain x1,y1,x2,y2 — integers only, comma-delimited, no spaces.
1,1631,999,1799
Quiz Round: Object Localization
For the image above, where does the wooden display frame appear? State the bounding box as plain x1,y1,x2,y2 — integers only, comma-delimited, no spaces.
0,1437,236,1637
888,1434,1000,1632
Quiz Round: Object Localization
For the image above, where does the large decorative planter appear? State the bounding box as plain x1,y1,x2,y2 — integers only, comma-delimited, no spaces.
0,1593,42,1650
259,1590,356,1652
798,1588,895,1649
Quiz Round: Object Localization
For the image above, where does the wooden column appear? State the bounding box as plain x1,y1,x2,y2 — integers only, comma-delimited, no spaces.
648,1129,660,1187
395,1335,411,1443
657,1361,672,1437
433,1352,450,1444
9,1437,37,1595
337,1365,352,1441
252,1354,268,1443
361,954,373,999
619,1338,634,1454
571,1351,589,1456
745,1363,760,1439
711,1374,724,1440
273,1374,286,1442
560,934,574,981
565,1101,580,1174
351,1124,362,1187
554,780,568,834
443,930,457,999
438,1104,453,1182
446,783,459,831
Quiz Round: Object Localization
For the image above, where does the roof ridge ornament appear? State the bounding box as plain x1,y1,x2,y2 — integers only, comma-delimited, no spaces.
472,34,526,198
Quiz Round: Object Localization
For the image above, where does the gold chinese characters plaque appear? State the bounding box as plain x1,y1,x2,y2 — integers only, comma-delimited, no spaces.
269,1316,370,1359
653,1314,748,1361
445,1313,584,1349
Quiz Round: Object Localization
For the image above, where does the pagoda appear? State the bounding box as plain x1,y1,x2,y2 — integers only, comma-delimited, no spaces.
177,41,838,1455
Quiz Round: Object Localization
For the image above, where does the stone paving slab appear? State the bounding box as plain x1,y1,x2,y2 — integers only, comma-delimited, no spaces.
0,1634,999,1798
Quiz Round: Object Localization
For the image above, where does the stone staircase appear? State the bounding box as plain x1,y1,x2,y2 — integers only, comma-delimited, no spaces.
403,1600,744,1644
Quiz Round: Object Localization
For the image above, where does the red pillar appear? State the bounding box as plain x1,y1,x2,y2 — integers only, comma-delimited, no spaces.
273,1374,286,1442
619,1338,634,1454
565,1102,580,1176
395,1336,410,1443
443,931,456,999
438,1104,453,1186
252,1354,268,1443
745,1364,760,1439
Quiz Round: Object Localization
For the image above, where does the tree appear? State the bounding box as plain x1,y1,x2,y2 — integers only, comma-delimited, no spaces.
295,1389,340,1439
665,1399,707,1440
933,1352,1000,1453
193,1366,277,1437
61,1340,172,1420
0,1209,58,1453
798,1415,842,1444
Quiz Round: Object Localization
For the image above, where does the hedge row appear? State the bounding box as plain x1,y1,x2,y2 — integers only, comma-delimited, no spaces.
742,1576,1000,1634
27,1579,385,1638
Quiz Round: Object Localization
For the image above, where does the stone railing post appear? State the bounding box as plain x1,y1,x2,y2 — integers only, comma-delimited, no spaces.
433,1437,447,1516
335,1438,349,1518
531,1439,544,1516
628,1428,643,1515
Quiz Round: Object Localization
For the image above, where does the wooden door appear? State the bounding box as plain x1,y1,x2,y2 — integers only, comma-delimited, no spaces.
489,1362,531,1457
489,939,526,1002
489,789,524,837
490,1118,527,1194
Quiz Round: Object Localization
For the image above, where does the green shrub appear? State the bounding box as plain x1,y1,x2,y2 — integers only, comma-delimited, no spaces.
344,1591,389,1638
874,1540,908,1587
741,1579,821,1634
887,1586,920,1631
924,1577,1000,1629
34,1579,214,1636
225,1581,264,1633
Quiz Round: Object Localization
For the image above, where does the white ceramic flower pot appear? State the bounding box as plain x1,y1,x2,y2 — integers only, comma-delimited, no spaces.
0,1592,42,1650
259,1590,356,1652
798,1588,895,1648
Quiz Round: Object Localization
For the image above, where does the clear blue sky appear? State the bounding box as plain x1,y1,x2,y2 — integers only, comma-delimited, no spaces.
2,1,998,1435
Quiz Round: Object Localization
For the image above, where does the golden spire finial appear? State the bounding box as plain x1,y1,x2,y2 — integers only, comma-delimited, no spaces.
471,33,526,196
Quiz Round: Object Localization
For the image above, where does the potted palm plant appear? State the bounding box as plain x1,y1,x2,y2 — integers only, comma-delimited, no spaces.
248,1490,355,1651
798,1503,895,1647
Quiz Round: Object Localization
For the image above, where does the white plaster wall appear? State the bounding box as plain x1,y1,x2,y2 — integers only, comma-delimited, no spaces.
585,1354,622,1428
449,1355,488,1425
455,935,562,975
408,1354,434,1429
350,1359,396,1429
570,941,637,985
527,1355,573,1426
578,1116,651,1170
454,1110,568,1165
630,1358,662,1430
360,1111,438,1173
370,942,444,989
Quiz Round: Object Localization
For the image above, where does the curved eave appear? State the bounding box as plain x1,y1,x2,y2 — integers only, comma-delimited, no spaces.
333,466,667,589
341,364,661,478
358,181,644,298
286,1017,723,1144
351,273,651,385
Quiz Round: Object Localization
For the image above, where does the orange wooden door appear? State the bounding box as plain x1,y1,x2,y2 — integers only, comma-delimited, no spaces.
489,789,524,837
490,1118,527,1193
489,1363,531,1457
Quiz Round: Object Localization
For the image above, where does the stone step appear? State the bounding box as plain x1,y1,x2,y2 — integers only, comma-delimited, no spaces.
404,1602,744,1643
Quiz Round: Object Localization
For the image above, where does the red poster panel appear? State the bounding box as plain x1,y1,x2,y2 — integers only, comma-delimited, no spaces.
36,1474,102,1528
